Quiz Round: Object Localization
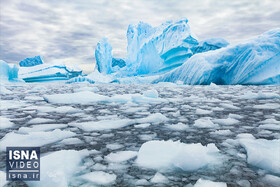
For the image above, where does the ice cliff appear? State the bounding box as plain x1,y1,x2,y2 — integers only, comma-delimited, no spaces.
156,28,280,85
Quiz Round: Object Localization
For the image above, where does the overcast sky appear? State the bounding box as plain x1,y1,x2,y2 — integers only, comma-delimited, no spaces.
1,0,279,73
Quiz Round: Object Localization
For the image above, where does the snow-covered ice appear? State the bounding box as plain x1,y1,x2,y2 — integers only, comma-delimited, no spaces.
136,140,223,171
0,129,75,151
0,117,14,129
27,149,92,187
193,118,219,128
238,134,280,174
79,171,116,185
193,178,227,187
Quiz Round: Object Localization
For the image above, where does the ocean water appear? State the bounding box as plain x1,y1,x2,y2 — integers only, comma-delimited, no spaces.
0,83,279,186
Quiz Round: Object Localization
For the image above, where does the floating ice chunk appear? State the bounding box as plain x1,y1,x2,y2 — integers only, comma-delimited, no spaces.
212,107,224,111
70,119,134,131
130,93,166,103
0,100,26,110
24,95,44,101
150,172,168,183
238,136,280,174
209,82,219,88
136,140,222,171
85,69,114,83
240,91,280,99
32,106,79,114
253,103,280,109
0,85,12,94
18,124,67,133
92,163,107,170
74,86,99,93
165,123,189,131
210,130,233,136
105,151,137,163
80,171,116,185
260,118,280,124
135,179,150,186
134,123,151,128
0,116,14,129
71,113,168,131
194,118,219,128
27,118,54,124
44,91,166,104
44,91,109,104
136,113,169,124
196,108,212,115
0,129,75,151
258,124,280,130
212,118,239,125
143,89,159,98
220,103,240,110
106,143,124,150
262,174,280,187
27,149,91,187
139,134,157,141
59,138,83,145
236,180,251,187
194,178,227,187
0,170,7,186
228,113,243,119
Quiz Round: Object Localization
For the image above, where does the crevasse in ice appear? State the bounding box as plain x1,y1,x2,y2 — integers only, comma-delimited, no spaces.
156,28,280,85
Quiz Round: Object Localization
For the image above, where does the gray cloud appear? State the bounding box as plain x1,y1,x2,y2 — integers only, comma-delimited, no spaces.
1,0,279,73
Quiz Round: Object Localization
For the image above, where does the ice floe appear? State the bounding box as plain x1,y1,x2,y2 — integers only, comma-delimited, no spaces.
27,149,92,187
79,171,116,185
193,178,227,187
136,140,223,171
105,151,137,163
238,134,280,174
0,129,75,151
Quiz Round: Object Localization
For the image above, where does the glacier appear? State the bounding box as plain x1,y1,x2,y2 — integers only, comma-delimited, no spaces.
0,60,21,82
19,56,43,67
156,28,280,85
18,60,82,82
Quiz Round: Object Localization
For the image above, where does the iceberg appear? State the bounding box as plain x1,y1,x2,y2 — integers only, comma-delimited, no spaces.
156,28,280,85
19,56,43,67
95,18,228,77
91,18,279,85
0,60,21,82
95,38,113,74
18,59,82,82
